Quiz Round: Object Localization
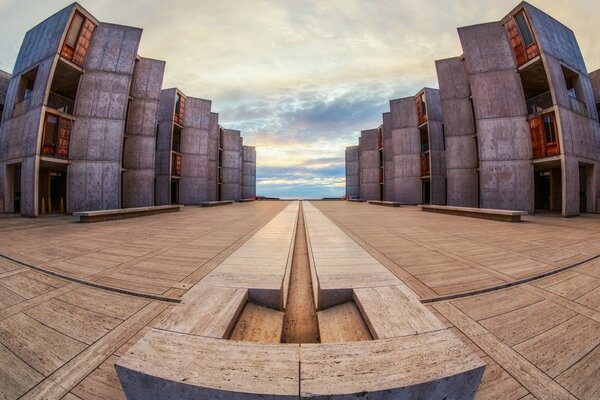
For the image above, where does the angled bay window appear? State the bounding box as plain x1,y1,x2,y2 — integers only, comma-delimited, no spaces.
42,112,71,159
505,10,540,66
61,11,95,67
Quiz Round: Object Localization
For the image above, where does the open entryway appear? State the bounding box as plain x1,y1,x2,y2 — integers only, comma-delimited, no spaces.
534,162,561,213
38,161,67,214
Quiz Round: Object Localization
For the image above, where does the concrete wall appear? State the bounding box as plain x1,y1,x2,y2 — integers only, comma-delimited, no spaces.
358,129,381,201
436,57,479,207
220,128,241,201
68,23,142,213
155,88,177,205
242,145,256,199
382,112,395,201
180,97,214,204
345,145,359,198
590,70,600,103
389,98,421,204
0,70,11,123
207,112,220,201
458,22,534,213
122,58,165,208
423,88,447,205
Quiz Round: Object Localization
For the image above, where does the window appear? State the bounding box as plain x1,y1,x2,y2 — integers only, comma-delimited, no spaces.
43,114,59,154
65,13,84,48
515,12,534,47
175,93,182,116
17,66,38,103
543,113,556,144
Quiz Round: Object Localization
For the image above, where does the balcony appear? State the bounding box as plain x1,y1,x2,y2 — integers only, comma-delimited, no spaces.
526,91,552,115
171,151,182,177
12,96,32,118
48,92,75,115
569,96,588,116
420,151,430,177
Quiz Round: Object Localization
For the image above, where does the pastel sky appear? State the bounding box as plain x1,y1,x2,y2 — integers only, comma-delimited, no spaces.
1,1,599,198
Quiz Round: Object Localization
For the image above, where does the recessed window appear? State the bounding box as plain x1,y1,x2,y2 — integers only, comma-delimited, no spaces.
17,66,38,103
515,12,534,47
65,13,84,48
175,93,182,116
543,113,556,144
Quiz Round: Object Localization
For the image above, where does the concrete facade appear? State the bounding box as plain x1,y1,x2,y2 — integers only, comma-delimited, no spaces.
435,57,479,207
219,128,242,201
345,145,359,198
0,70,10,124
68,23,143,213
242,145,256,200
122,58,165,208
358,128,382,201
155,90,226,205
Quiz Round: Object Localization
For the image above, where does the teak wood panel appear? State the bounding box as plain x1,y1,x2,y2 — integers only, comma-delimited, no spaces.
73,19,95,67
505,15,540,67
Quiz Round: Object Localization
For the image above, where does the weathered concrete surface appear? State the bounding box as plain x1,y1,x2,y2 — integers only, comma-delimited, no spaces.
389,97,422,204
155,88,178,205
358,129,381,201
345,145,359,198
180,97,214,204
458,22,534,213
122,58,165,208
220,128,242,201
421,204,527,222
68,23,142,213
242,145,256,200
436,57,479,208
382,112,395,201
422,88,446,205
0,70,10,123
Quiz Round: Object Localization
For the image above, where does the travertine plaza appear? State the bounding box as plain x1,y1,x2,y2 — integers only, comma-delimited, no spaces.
0,1,599,400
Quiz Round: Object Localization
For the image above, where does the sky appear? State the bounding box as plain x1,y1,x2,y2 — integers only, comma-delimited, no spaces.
1,1,599,198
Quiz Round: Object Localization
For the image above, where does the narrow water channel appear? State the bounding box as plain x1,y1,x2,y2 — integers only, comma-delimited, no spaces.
281,202,320,343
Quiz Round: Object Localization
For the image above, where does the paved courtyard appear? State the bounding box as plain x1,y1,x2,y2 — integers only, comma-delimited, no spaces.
0,201,599,399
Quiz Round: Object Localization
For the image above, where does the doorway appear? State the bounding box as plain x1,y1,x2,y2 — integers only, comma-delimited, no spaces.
171,180,179,204
13,165,21,213
422,179,431,205
534,165,561,213
38,166,67,214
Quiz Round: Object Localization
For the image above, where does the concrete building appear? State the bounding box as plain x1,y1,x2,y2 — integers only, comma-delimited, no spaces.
242,145,256,200
348,89,445,205
383,89,445,205
0,3,165,216
219,128,243,201
0,70,10,123
436,2,600,216
345,145,359,198
358,128,382,201
155,89,221,205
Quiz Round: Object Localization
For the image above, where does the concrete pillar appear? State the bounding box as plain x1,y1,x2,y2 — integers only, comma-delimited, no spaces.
562,156,579,216
424,88,446,205
207,113,220,201
155,89,178,205
550,169,562,212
